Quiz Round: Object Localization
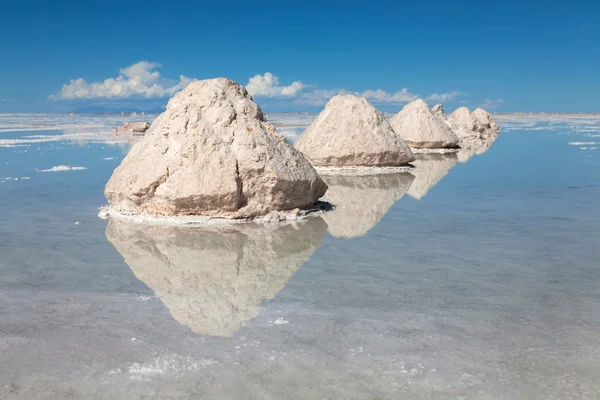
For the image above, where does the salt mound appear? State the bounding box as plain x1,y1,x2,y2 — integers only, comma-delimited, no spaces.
105,78,327,219
447,107,485,139
389,99,459,149
295,95,414,167
473,108,500,133
321,173,414,238
105,217,327,336
407,153,458,199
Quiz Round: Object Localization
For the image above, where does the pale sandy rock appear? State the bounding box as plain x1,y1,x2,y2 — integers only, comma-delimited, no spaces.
448,107,484,139
431,104,445,116
473,108,500,133
113,121,151,134
321,173,414,238
105,217,327,337
389,99,459,149
407,153,458,199
105,78,327,218
295,95,414,167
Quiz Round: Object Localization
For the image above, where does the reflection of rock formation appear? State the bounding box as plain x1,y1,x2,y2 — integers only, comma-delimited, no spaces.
457,134,498,163
106,218,327,337
407,154,458,200
321,173,414,238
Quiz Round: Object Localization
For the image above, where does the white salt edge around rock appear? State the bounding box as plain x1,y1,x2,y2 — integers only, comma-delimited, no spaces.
98,204,332,226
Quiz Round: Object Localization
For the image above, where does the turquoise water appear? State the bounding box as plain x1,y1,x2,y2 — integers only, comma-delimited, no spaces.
1,114,600,399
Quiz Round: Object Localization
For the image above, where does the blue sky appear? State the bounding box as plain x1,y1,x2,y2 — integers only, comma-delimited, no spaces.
0,0,598,113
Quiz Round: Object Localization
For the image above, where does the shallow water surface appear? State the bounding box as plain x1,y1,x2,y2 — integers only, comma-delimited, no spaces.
1,114,600,399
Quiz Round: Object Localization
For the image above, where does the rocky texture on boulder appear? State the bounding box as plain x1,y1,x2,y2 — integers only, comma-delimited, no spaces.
294,95,414,167
113,121,151,134
407,153,458,200
105,78,327,218
106,217,327,336
321,173,414,238
389,99,459,149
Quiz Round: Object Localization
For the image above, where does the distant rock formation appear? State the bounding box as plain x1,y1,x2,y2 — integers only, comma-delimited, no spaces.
105,78,327,219
446,106,500,154
407,153,458,199
295,95,414,167
390,99,459,149
105,217,328,337
113,121,151,134
321,173,414,238
447,107,485,139
473,108,500,133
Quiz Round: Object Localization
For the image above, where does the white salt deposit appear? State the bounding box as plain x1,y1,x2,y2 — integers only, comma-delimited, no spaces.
315,165,412,176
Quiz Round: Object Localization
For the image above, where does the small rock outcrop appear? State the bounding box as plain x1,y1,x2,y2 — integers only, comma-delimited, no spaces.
113,121,151,134
105,78,327,218
431,104,445,116
473,108,500,133
106,217,327,336
447,107,485,139
448,106,500,139
321,173,414,238
294,95,414,167
389,99,459,149
407,153,458,200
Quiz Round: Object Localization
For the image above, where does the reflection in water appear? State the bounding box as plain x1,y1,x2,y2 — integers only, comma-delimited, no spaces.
457,135,498,163
106,218,327,337
407,153,458,200
321,173,414,238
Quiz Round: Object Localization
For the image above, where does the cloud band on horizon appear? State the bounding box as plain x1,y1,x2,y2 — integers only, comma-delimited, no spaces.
49,61,475,108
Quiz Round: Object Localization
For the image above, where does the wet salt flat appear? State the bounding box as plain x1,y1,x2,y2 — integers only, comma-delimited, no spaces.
1,113,600,399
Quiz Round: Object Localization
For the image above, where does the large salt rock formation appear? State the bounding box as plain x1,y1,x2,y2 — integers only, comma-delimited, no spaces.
105,78,327,218
321,173,414,238
389,99,459,149
114,121,151,134
294,95,414,167
407,153,458,200
106,217,327,337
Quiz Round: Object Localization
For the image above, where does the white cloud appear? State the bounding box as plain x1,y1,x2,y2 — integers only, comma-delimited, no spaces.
245,72,306,98
361,88,419,103
480,98,505,110
49,65,466,110
247,73,419,105
49,61,196,100
426,91,466,103
296,89,350,106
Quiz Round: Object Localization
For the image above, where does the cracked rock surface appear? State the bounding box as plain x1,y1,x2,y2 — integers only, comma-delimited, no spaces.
105,78,327,218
